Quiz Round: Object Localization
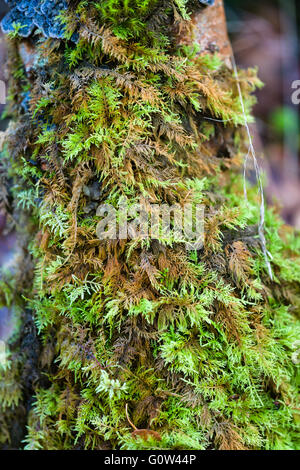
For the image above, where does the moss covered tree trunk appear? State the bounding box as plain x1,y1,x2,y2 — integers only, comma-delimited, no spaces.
0,0,299,450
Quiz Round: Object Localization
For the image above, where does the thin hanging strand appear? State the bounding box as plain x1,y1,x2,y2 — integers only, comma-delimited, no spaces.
231,53,273,280
202,116,235,123
243,146,251,202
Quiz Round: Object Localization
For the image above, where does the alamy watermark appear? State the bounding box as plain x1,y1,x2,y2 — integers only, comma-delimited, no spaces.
0,80,5,105
291,340,300,365
0,340,7,367
96,200,204,250
291,80,300,105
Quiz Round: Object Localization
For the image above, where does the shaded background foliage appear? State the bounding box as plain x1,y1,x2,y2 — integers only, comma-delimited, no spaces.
225,0,300,229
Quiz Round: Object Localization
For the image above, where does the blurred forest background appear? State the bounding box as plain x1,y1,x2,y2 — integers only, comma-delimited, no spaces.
0,1,299,342
225,0,300,229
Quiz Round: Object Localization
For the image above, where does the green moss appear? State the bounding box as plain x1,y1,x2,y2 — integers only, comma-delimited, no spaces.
0,0,299,450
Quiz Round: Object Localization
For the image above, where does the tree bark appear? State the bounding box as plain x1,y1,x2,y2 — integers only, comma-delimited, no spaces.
178,0,232,64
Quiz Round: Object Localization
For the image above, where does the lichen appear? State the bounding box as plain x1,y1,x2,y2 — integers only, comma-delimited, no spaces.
199,0,215,5
1,0,68,39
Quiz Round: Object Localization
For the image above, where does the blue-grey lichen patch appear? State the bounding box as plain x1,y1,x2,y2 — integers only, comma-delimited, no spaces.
199,0,215,5
1,0,68,39
21,91,31,113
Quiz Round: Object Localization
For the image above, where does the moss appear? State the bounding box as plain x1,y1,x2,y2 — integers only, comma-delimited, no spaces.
0,0,299,450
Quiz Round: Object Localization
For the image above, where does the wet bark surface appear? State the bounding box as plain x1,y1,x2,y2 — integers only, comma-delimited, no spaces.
178,0,232,64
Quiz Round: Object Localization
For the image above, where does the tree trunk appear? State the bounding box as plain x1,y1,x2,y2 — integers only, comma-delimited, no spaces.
0,0,299,450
